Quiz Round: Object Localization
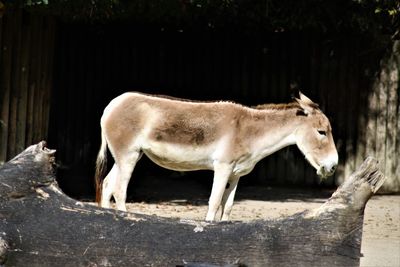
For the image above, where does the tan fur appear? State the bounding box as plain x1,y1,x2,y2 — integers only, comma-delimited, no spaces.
95,92,338,221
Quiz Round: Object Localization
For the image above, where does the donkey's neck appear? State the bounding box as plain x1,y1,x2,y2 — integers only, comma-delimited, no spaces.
248,107,301,160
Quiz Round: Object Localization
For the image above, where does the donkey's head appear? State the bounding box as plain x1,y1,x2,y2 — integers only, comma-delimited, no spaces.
293,92,338,178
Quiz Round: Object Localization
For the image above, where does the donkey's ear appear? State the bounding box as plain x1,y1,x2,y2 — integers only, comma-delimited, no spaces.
298,92,315,105
290,82,300,99
294,91,319,115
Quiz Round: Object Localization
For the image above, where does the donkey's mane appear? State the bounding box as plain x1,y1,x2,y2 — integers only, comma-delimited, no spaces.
135,92,245,108
138,92,235,105
253,101,320,111
252,102,301,110
135,92,320,111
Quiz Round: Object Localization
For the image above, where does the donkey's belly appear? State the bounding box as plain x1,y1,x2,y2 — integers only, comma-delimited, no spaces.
142,143,214,172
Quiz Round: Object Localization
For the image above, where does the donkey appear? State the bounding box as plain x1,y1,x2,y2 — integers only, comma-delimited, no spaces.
95,91,338,221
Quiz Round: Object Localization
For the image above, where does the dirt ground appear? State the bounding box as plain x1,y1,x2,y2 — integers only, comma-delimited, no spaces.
112,176,400,267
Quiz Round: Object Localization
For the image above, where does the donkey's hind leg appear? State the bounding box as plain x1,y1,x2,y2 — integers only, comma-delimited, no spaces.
113,150,142,211
101,164,118,209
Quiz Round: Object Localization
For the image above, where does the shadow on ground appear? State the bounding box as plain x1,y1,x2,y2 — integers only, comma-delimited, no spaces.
124,173,334,205
57,167,335,205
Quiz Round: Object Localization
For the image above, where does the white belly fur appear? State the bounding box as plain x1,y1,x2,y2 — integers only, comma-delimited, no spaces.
142,141,215,171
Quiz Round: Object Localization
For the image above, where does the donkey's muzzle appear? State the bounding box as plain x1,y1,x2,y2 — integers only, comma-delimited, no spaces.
324,164,337,176
318,163,337,178
317,153,339,178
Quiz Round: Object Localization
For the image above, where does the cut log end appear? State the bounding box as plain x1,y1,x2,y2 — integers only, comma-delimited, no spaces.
307,157,384,219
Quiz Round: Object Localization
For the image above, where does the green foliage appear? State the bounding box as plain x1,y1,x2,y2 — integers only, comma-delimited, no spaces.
3,0,399,36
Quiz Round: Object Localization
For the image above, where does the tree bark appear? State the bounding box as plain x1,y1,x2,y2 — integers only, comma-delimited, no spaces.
0,142,385,267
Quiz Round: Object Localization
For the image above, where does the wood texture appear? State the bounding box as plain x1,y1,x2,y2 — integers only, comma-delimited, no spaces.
0,142,385,267
0,13,13,164
0,10,56,164
365,40,400,192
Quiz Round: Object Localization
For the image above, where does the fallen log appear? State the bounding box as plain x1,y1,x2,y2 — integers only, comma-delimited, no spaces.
0,142,385,267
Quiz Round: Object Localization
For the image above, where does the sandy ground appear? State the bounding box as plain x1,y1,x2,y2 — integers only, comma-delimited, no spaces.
110,178,400,267
360,195,400,267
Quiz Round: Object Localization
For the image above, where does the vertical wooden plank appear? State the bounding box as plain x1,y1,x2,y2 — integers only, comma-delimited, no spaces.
56,23,68,163
215,34,223,98
154,33,163,90
25,15,39,146
355,38,368,169
48,21,66,160
260,37,269,100
63,25,75,164
91,30,105,163
0,11,2,63
83,31,95,164
32,15,44,144
309,35,320,96
16,11,32,154
7,10,22,159
240,41,249,100
396,71,400,190
343,40,358,183
0,10,2,42
67,26,83,165
231,37,241,99
0,15,4,162
158,34,166,90
41,17,56,143
375,62,389,179
383,41,399,192
177,33,184,92
71,28,82,165
221,34,230,98
164,34,173,93
318,40,330,111
248,39,258,102
364,77,378,159
84,27,98,164
394,42,400,191
0,14,13,163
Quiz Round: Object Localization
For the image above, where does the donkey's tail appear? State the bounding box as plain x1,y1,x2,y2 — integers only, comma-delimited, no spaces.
95,130,108,205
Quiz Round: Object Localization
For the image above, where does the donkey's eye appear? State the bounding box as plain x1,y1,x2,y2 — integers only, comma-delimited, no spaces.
318,130,327,136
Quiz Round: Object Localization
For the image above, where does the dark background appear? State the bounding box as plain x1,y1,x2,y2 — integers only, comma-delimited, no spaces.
48,22,381,198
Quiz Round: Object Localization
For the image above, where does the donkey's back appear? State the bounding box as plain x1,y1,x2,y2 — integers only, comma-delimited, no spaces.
100,93,243,169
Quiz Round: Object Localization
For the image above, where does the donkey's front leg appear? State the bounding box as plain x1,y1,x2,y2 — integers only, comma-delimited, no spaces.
220,175,240,221
206,162,233,221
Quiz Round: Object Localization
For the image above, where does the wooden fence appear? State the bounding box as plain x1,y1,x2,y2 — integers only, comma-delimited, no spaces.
48,22,399,194
362,41,399,192
0,9,56,164
0,12,398,196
